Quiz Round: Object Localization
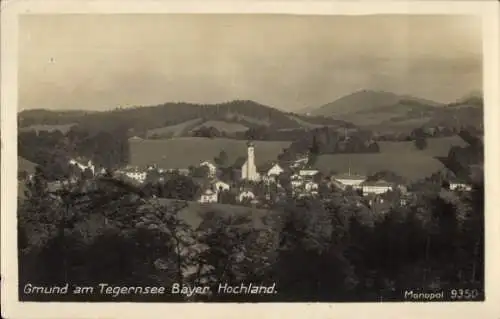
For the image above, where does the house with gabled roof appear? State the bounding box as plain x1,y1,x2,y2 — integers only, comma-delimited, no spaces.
200,161,217,177
238,189,256,203
448,178,472,191
198,189,218,203
299,168,319,177
361,179,394,196
257,162,284,184
332,173,366,189
259,162,284,177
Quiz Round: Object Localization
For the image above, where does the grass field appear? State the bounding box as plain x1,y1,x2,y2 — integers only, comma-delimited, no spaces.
19,123,76,134
154,198,272,229
146,118,203,138
286,115,323,129
314,135,467,181
18,156,37,173
129,137,292,169
191,120,249,133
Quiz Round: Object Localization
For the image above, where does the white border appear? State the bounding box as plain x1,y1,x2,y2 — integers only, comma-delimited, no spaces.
2,1,499,319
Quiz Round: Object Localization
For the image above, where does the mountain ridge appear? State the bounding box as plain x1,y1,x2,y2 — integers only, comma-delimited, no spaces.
18,99,354,136
302,90,444,116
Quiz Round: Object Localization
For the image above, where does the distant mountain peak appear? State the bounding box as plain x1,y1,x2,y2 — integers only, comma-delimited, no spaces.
304,90,442,117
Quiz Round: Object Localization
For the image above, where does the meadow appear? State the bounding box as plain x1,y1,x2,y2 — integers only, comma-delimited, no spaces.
191,120,249,133
129,137,292,169
314,135,467,181
146,118,203,138
154,198,272,229
19,123,76,134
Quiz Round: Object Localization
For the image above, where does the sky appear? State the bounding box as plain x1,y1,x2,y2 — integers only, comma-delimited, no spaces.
18,14,482,111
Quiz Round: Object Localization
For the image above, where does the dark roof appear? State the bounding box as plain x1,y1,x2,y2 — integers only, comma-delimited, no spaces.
232,157,247,168
257,161,277,173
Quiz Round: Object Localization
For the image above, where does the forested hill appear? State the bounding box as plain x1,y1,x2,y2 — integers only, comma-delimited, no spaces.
18,100,354,135
301,90,483,132
304,90,444,116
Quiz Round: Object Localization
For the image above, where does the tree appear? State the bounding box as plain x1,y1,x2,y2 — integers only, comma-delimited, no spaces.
415,136,428,150
159,174,200,201
19,175,197,301
214,150,229,167
187,212,276,301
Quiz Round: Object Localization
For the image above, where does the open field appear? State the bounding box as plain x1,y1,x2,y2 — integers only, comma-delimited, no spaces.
379,135,468,156
129,137,292,169
18,156,38,173
19,123,76,134
286,115,323,129
72,198,273,243
191,120,249,133
153,198,273,229
314,135,468,181
146,118,203,138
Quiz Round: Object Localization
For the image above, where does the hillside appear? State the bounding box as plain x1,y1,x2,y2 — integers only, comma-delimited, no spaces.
311,135,468,181
304,90,483,131
151,198,273,229
129,137,292,169
305,90,443,117
18,100,354,136
18,156,37,173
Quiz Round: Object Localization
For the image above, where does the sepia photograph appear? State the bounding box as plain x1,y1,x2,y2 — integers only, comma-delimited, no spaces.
1,1,499,318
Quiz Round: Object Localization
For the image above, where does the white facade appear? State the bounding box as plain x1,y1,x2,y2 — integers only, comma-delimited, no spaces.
267,164,284,176
362,184,393,196
335,177,366,187
213,180,230,193
200,161,217,177
290,174,303,188
199,189,218,203
238,190,255,202
241,143,260,181
123,171,147,183
450,183,472,191
304,181,319,192
299,169,319,177
69,158,95,175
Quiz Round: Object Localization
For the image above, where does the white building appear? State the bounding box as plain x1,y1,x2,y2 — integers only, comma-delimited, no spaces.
200,161,217,177
333,174,366,189
361,180,393,196
304,181,319,192
69,158,95,175
267,163,284,176
213,180,230,193
290,174,303,188
241,142,260,181
299,169,319,177
449,182,472,191
238,190,256,202
122,170,147,183
199,189,218,203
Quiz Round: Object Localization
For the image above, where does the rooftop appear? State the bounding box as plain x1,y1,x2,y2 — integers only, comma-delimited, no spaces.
361,180,394,187
333,173,367,180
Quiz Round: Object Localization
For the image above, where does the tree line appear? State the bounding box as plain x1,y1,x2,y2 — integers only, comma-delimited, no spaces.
18,164,484,302
18,125,130,181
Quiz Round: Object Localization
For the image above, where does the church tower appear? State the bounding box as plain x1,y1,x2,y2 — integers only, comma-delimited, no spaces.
241,141,259,181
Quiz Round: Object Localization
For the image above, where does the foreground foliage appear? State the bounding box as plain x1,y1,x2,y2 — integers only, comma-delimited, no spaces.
18,168,484,301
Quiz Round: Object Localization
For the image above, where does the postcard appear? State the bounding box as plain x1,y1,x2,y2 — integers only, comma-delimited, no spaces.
1,1,499,318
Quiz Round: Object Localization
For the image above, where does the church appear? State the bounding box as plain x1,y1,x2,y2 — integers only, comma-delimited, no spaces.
241,142,260,181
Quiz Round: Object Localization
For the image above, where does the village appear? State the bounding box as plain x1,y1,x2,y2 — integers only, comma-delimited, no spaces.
46,141,474,215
